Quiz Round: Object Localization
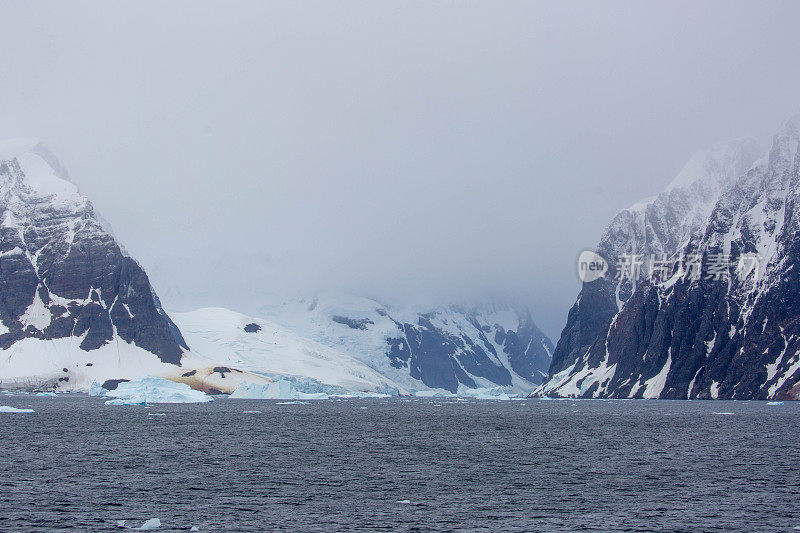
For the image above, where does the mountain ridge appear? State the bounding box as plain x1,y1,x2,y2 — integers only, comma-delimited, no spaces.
539,118,800,400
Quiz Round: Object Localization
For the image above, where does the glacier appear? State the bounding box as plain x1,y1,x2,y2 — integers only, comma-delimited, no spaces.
229,380,329,400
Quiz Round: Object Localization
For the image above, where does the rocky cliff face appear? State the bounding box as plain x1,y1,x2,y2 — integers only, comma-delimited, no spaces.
540,119,800,400
260,293,553,393
0,140,187,389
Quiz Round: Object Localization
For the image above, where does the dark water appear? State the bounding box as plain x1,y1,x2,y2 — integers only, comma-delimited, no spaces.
0,396,798,532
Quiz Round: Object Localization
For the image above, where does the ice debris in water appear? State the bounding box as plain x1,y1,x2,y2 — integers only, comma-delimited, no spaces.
0,406,34,413
767,401,784,405
229,379,329,400
35,392,56,397
135,518,161,530
395,500,423,505
104,376,212,405
190,527,200,532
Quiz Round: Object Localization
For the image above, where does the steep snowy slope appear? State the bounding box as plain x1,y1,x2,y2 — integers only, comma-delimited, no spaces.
0,140,188,390
540,118,800,399
550,138,761,377
259,293,553,394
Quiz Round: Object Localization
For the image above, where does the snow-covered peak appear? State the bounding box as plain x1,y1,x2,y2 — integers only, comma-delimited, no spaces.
665,138,761,193
599,138,763,264
0,138,83,209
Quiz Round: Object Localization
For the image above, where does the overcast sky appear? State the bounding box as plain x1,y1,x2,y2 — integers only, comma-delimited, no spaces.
2,0,800,338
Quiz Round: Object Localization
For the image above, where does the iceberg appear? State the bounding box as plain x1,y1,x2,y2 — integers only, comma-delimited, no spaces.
35,392,57,397
88,381,107,397
0,406,34,413
104,376,213,405
229,379,329,400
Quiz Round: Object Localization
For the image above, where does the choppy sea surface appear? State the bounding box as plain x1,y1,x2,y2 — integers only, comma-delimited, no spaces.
0,395,798,532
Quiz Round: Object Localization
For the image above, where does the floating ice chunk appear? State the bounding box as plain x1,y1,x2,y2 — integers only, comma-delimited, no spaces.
713,412,735,415
275,401,309,405
460,387,511,400
106,398,148,406
35,392,56,397
116,520,127,528
190,528,200,532
767,401,784,405
243,410,262,413
105,377,213,405
0,406,34,413
135,518,161,530
88,381,107,397
229,380,329,400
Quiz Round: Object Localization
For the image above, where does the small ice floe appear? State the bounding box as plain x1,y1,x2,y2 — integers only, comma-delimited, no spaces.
767,401,784,406
713,412,735,415
274,401,309,405
242,410,262,414
190,527,200,532
0,406,34,413
35,392,57,397
147,413,166,416
116,520,127,528
395,500,423,505
135,518,161,530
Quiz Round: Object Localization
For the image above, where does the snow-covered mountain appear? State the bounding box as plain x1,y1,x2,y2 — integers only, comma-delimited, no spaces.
539,118,800,400
0,140,188,390
0,140,551,395
259,292,553,394
173,307,404,394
